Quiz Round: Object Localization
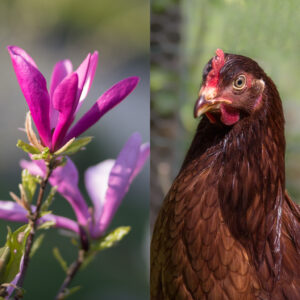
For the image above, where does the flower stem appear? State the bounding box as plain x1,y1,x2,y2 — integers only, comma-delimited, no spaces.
55,226,89,299
14,162,54,299
54,249,85,300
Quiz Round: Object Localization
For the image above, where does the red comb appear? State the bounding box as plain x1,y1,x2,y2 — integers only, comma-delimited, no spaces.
206,49,225,87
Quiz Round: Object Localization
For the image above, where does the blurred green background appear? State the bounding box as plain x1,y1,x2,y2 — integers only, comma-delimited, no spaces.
0,0,149,299
151,0,300,229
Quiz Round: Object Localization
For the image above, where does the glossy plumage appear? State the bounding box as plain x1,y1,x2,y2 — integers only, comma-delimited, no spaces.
151,51,300,299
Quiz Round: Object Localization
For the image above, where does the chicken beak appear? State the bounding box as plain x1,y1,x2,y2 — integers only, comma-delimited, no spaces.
194,94,232,118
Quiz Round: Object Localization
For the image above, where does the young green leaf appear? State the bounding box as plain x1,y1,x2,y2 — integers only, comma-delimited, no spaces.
30,234,45,258
81,252,96,270
31,147,51,160
62,286,81,299
0,225,31,284
16,140,40,155
53,138,75,156
53,248,68,273
0,247,11,279
21,169,40,203
41,186,57,212
54,137,93,156
37,220,55,230
70,238,78,247
92,226,131,252
40,211,52,217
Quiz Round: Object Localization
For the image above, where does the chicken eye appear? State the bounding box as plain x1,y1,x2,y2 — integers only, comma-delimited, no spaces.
233,75,246,90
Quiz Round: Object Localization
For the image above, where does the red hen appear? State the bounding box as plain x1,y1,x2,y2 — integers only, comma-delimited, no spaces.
151,49,300,299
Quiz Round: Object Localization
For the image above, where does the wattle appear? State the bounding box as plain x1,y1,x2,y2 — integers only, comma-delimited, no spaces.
220,104,240,125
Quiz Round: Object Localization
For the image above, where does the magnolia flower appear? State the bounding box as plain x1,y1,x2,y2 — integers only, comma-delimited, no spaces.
0,133,149,238
8,46,139,151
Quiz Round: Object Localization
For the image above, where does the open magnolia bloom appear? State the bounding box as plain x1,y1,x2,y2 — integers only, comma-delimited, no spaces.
8,46,139,151
0,133,150,239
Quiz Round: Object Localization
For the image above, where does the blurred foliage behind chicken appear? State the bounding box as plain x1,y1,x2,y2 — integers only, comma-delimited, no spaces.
151,0,300,229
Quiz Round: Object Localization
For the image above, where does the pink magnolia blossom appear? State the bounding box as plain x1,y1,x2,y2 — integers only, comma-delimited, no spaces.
19,133,150,238
8,46,139,151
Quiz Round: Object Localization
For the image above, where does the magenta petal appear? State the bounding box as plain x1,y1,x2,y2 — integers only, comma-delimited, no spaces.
51,73,79,150
0,201,79,233
41,213,79,234
85,159,115,224
50,59,73,98
131,142,150,182
7,46,38,69
20,159,45,177
0,201,28,223
49,59,73,128
75,53,91,101
49,159,90,226
65,77,140,141
92,133,142,237
76,51,99,111
55,185,89,227
50,157,79,186
86,142,149,236
7,46,52,147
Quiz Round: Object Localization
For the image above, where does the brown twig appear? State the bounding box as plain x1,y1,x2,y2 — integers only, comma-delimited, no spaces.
14,162,54,299
55,226,89,300
54,249,85,300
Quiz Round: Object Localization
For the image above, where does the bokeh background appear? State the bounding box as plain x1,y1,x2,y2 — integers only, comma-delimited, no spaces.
151,0,300,230
0,0,149,299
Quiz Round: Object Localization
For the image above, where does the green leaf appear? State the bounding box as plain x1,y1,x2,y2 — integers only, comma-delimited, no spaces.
40,211,52,217
71,238,78,247
31,147,51,160
58,230,78,239
30,234,45,258
81,252,96,270
91,226,131,252
53,248,68,273
37,220,55,230
41,186,57,212
54,137,93,156
31,154,43,160
21,169,40,203
16,140,40,155
0,246,11,279
53,138,75,156
82,227,131,270
0,225,31,284
62,286,81,299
